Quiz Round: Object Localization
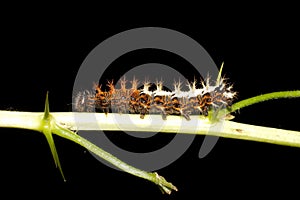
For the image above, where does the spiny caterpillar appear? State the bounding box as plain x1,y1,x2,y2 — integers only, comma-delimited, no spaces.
73,74,236,121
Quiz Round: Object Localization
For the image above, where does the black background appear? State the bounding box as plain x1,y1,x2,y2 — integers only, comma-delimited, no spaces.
1,8,300,199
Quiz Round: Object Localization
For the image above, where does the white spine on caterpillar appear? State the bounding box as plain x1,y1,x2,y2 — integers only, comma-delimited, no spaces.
153,80,172,97
141,81,152,95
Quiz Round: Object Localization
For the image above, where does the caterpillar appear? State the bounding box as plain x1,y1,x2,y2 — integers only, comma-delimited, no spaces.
73,76,236,120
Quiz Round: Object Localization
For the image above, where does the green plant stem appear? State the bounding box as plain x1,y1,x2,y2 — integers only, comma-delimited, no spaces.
1,110,300,147
51,120,177,194
230,90,300,112
56,113,300,147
